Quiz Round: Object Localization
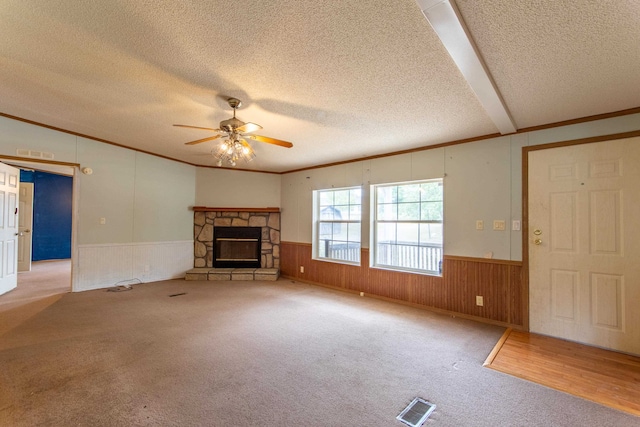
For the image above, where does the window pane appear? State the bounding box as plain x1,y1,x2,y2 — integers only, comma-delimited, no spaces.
420,201,443,221
398,184,421,202
348,223,361,243
349,204,361,221
377,186,397,203
332,222,346,240
320,206,339,220
429,223,443,242
333,190,350,205
398,202,420,220
377,222,396,244
350,188,361,204
377,203,397,221
319,221,332,239
319,191,334,207
420,182,443,202
333,205,349,220
324,239,360,263
375,241,395,266
419,223,443,245
397,223,419,245
318,239,328,257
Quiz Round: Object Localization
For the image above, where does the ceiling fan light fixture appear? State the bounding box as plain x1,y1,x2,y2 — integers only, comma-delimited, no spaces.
212,136,255,167
178,97,293,167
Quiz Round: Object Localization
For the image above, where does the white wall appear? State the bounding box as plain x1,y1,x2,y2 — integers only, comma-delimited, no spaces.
0,116,197,291
133,152,195,242
76,137,136,244
281,113,640,261
195,167,281,207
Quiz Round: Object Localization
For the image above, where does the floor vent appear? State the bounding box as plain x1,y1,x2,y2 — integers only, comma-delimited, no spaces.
397,397,436,427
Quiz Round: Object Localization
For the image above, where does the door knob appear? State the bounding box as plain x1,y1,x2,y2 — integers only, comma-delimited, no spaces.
24,229,31,233
15,232,24,236
534,238,542,245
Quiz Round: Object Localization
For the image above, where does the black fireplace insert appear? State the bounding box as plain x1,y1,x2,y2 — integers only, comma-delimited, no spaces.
213,226,262,268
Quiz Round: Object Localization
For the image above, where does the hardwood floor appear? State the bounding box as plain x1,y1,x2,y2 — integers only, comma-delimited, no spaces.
485,329,640,417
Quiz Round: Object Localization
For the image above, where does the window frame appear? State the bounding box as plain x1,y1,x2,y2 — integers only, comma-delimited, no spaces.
370,178,444,276
312,185,362,266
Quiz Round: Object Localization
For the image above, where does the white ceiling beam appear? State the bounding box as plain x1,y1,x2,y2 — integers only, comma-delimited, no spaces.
416,0,517,134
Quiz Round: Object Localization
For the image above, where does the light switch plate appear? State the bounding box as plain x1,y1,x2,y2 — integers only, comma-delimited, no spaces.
493,220,505,231
476,220,484,230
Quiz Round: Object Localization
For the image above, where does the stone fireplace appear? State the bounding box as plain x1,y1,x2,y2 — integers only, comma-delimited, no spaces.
193,207,280,270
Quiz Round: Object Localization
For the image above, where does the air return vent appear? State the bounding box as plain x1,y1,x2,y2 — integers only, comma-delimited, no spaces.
397,397,436,427
16,149,54,160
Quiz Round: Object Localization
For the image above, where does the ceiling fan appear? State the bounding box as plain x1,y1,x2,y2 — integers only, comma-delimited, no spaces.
174,98,293,167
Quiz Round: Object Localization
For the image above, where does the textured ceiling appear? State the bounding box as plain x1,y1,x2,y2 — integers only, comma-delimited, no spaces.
0,0,638,172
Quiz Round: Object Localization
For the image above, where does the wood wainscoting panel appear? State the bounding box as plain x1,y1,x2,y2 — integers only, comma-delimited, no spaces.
509,264,524,326
279,241,300,278
281,242,525,328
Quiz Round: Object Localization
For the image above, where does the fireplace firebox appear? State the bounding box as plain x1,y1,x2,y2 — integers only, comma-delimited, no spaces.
213,226,262,268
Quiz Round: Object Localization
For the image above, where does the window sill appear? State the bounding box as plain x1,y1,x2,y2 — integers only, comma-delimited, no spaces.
370,264,442,277
312,256,361,267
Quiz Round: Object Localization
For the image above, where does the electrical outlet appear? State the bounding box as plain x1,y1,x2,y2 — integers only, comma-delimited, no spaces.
476,220,484,230
300,266,304,273
476,296,484,306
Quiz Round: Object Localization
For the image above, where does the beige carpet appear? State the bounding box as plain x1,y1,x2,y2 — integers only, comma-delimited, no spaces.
1,278,638,426
0,259,70,336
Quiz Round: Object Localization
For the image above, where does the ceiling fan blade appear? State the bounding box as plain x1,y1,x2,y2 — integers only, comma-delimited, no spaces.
184,135,222,145
174,124,221,132
236,122,263,133
246,134,293,148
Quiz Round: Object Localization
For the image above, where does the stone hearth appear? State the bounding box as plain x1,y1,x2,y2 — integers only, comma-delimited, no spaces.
185,267,279,281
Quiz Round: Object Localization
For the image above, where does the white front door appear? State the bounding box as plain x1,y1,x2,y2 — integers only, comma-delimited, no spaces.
0,163,20,296
529,137,640,355
18,182,34,272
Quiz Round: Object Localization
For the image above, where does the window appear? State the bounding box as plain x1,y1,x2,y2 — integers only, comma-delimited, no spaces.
313,186,362,264
372,179,443,275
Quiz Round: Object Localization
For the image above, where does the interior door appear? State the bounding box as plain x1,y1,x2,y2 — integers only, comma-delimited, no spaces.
529,137,640,355
0,162,20,296
18,181,34,272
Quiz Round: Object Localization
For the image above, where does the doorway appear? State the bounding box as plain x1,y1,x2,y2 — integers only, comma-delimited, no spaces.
1,159,77,299
527,136,640,355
